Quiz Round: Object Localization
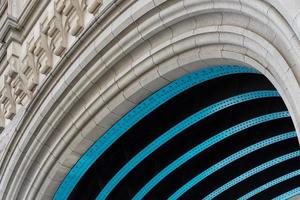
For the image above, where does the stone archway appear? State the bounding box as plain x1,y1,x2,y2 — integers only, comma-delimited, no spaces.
0,0,300,200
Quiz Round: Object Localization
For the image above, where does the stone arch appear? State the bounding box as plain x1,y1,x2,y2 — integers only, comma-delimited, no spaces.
0,0,300,199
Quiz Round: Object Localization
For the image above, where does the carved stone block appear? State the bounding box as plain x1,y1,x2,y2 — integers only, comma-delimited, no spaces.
48,11,68,56
0,75,16,120
0,105,5,131
35,33,53,74
87,0,102,14
24,50,39,92
68,0,86,36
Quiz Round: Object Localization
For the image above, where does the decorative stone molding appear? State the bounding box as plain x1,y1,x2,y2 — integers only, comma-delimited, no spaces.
0,104,5,131
2,42,18,120
48,10,68,56
23,45,39,93
6,41,20,81
0,75,16,120
68,0,86,36
35,32,54,74
0,0,103,132
87,0,102,14
10,61,32,106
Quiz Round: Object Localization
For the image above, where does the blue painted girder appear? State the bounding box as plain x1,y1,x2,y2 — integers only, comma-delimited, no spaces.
238,163,300,200
133,112,291,200
54,66,259,200
96,91,280,199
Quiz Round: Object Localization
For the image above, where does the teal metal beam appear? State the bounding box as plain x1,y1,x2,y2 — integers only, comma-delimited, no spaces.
96,91,279,199
168,131,296,200
238,166,300,200
54,66,259,200
133,112,290,200
273,187,300,200
204,151,300,200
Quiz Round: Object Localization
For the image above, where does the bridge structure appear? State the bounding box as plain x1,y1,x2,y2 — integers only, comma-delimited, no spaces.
0,0,300,199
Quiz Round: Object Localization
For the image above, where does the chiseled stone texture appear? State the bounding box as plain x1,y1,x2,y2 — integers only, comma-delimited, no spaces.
0,0,299,199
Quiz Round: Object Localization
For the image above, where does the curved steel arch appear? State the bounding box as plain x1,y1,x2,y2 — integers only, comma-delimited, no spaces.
273,187,300,200
132,112,290,200
168,131,297,200
238,166,300,200
54,65,300,200
54,66,258,199
96,91,279,199
205,151,300,200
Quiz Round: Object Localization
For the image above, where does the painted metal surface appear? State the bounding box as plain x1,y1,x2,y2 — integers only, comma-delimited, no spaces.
54,66,259,199
238,165,300,200
168,132,296,200
205,151,300,200
273,187,300,200
96,91,279,199
133,112,291,200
